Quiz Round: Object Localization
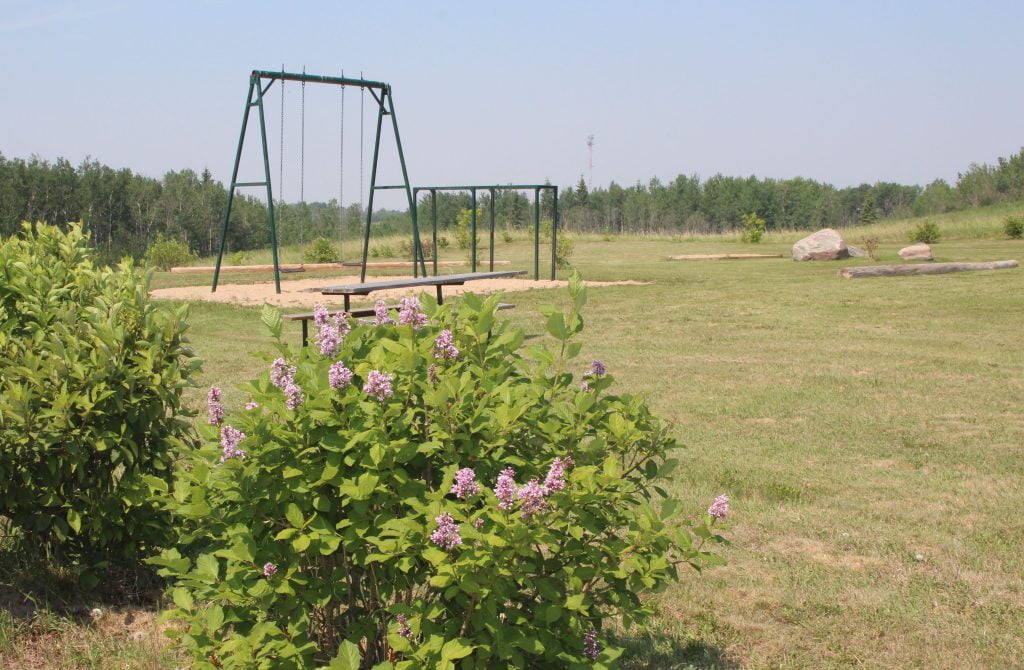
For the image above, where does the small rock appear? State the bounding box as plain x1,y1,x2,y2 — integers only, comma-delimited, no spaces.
847,245,867,258
792,228,850,261
899,243,933,260
914,553,925,562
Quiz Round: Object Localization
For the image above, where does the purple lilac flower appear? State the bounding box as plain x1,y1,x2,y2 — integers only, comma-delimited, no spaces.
262,562,278,578
245,401,259,410
429,513,462,550
219,425,246,462
398,296,429,329
363,370,394,401
473,518,484,530
708,494,730,520
312,303,330,327
283,380,304,410
587,360,606,377
270,358,296,389
583,628,600,660
432,329,460,361
396,614,413,640
543,456,572,493
450,468,480,499
207,387,225,425
373,300,394,326
494,467,518,510
328,361,354,390
517,479,549,520
428,363,439,386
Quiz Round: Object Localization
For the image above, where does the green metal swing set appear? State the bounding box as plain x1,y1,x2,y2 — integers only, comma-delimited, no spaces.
211,68,557,293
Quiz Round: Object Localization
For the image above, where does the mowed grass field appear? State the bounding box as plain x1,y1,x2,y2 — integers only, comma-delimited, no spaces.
3,205,1023,668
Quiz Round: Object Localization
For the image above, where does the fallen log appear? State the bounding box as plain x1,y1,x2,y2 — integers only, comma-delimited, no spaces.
669,253,784,261
839,260,1018,279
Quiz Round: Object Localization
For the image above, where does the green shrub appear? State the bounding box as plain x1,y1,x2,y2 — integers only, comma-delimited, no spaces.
370,244,396,259
555,234,575,269
740,212,766,244
908,220,941,244
399,238,433,260
227,250,249,266
144,234,195,271
1003,215,1024,239
862,237,880,261
152,275,726,669
437,235,451,249
502,229,515,244
304,237,340,264
454,207,484,250
0,222,200,584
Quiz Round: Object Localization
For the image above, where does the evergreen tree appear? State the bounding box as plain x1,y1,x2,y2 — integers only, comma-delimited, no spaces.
859,193,879,225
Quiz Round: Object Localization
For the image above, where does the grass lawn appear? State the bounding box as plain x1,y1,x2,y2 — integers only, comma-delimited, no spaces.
3,205,1023,668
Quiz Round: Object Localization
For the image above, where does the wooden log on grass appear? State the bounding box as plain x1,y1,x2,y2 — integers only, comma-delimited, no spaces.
669,253,784,261
839,260,1018,279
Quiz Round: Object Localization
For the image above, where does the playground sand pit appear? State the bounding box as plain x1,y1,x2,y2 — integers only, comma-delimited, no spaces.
150,274,648,308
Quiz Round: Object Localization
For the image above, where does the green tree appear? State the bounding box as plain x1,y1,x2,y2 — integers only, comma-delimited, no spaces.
859,194,879,225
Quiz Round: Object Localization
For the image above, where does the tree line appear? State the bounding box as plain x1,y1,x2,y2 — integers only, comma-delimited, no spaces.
2,148,1023,261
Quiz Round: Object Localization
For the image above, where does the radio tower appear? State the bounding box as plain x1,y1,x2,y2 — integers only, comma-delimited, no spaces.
586,134,595,187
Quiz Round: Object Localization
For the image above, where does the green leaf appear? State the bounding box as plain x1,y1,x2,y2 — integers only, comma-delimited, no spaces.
545,312,569,340
66,509,82,534
261,303,283,338
285,503,305,528
172,587,193,611
328,640,362,670
205,604,224,634
441,638,474,661
196,553,219,581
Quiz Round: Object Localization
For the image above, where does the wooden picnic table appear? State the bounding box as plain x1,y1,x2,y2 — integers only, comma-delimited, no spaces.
317,270,527,312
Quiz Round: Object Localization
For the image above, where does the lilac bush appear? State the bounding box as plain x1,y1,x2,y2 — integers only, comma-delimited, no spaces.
152,274,727,669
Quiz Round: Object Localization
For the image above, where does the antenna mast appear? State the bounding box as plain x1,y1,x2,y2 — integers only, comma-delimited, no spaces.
586,134,595,187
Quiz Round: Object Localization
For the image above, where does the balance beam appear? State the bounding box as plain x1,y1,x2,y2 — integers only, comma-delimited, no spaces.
839,260,1018,279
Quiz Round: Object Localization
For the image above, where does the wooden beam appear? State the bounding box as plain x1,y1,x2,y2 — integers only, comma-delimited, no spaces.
669,253,784,261
839,260,1018,279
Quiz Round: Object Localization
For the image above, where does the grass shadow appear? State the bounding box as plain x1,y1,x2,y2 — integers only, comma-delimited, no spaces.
615,629,738,670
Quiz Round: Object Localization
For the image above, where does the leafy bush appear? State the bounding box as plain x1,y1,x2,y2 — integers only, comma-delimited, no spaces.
0,222,199,583
1003,215,1024,239
862,237,880,261
227,250,249,266
555,234,575,269
144,234,195,271
437,235,451,249
399,238,433,260
501,229,515,244
454,207,484,250
304,238,340,264
370,244,396,259
739,212,766,244
152,275,726,669
908,220,941,244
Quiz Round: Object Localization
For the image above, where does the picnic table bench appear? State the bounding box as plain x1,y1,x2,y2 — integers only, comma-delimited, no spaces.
286,270,525,346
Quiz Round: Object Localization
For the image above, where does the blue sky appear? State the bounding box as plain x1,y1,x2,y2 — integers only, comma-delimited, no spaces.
2,1,1022,206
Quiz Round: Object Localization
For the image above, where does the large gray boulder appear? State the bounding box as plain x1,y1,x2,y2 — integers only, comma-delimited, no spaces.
899,243,933,260
792,229,849,261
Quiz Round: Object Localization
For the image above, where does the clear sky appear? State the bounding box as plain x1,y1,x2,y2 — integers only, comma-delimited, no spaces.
2,0,1023,206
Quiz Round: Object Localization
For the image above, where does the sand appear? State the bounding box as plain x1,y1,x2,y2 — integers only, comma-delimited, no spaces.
150,274,647,309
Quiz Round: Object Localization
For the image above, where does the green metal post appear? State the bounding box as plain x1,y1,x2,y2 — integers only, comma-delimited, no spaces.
360,91,387,283
431,189,438,276
551,186,558,280
489,187,495,272
385,89,427,277
533,187,540,280
256,76,281,293
213,78,256,293
471,188,477,273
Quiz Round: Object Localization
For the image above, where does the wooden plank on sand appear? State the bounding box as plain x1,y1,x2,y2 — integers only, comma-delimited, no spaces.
669,253,784,261
839,260,1018,279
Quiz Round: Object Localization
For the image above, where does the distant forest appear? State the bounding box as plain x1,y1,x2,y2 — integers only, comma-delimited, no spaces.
2,148,1023,262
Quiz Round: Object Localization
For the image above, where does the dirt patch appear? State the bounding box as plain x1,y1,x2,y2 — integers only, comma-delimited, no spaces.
150,274,648,308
